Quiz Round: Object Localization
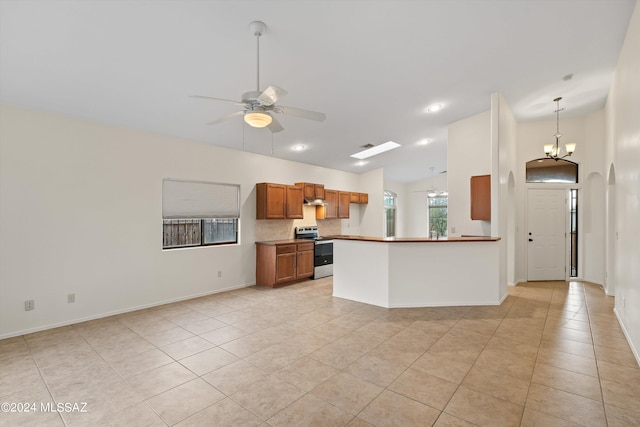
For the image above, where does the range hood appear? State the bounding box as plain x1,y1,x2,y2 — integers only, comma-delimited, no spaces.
304,198,327,206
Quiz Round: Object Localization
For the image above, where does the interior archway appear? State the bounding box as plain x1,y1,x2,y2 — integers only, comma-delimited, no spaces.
605,163,616,295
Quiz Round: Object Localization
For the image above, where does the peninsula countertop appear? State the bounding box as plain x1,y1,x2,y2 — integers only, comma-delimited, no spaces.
328,235,501,243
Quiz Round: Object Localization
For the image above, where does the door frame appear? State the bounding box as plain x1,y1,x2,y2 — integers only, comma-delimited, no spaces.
525,184,578,282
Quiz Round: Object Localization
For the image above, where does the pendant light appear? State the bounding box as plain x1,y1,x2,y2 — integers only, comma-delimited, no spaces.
544,97,576,161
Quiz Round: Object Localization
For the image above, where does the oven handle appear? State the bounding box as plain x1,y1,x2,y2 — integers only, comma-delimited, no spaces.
315,240,333,245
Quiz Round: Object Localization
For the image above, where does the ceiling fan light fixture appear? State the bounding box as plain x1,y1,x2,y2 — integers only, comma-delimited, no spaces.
244,111,272,128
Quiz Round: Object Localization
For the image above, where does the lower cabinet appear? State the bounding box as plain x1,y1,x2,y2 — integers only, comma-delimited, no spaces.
256,241,314,287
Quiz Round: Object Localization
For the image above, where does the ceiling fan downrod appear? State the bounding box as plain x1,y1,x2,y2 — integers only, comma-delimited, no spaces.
249,21,267,92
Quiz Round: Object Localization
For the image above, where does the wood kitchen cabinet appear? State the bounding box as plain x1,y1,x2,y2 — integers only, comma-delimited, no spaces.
256,183,303,219
256,241,314,287
470,175,491,220
285,185,304,219
316,189,338,219
295,182,325,200
296,242,314,278
359,193,368,204
338,191,350,218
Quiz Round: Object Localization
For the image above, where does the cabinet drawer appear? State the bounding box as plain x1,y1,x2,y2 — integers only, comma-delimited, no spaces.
276,244,297,254
297,242,314,252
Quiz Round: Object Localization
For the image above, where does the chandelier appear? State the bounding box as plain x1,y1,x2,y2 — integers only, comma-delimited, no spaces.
544,97,576,161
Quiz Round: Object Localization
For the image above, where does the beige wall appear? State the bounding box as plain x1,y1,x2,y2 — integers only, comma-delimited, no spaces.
0,105,372,338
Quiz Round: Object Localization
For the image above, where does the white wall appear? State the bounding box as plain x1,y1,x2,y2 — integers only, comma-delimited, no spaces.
605,2,640,364
358,168,385,237
0,105,373,338
447,110,492,237
494,93,518,293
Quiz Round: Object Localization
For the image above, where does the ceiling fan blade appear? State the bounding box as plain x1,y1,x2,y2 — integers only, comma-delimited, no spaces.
278,105,326,122
257,85,288,106
207,110,244,125
267,116,284,133
190,95,244,105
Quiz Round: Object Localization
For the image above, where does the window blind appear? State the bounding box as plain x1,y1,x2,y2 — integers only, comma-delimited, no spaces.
162,179,240,219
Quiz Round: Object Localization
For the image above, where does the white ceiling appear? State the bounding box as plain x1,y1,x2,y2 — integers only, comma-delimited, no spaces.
0,0,635,182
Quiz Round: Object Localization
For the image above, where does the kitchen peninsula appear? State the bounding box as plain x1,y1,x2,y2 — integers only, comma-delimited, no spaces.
332,235,504,308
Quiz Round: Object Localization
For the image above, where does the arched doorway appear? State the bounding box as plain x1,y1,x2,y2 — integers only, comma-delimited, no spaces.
605,163,616,295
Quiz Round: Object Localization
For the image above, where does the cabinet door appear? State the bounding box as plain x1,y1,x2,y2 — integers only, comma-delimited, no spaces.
338,191,350,218
256,183,286,219
286,185,304,219
324,190,338,218
296,247,314,278
314,184,325,200
470,175,491,220
295,182,315,200
350,192,359,203
275,245,297,283
359,193,368,204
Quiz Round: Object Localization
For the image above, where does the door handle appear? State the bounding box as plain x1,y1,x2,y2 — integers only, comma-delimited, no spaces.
529,238,533,242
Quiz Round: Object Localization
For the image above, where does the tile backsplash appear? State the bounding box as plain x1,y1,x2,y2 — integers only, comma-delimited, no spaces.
254,206,342,241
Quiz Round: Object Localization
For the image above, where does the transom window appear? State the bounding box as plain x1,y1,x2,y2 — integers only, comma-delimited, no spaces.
526,158,578,183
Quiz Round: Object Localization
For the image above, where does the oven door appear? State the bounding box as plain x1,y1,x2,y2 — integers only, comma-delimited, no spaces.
314,240,333,278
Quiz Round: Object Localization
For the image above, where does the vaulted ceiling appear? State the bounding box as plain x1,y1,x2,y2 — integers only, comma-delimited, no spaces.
0,0,635,181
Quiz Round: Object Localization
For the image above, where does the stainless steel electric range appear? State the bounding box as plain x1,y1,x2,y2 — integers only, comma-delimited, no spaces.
295,226,333,279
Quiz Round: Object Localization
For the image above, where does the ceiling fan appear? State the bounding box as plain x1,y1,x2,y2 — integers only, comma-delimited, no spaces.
191,21,326,133
414,167,448,197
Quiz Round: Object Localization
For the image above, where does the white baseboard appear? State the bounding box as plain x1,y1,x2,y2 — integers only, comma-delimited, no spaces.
613,307,640,368
0,282,255,340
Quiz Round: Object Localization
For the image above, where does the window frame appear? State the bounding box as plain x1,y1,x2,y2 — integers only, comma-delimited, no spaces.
162,179,240,250
428,195,448,238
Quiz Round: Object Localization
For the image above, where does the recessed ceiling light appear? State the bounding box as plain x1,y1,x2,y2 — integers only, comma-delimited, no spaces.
426,104,443,113
417,138,433,145
292,144,306,152
350,141,401,160
355,160,368,166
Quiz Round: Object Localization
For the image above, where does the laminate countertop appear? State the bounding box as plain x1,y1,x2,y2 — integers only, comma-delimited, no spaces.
329,235,501,243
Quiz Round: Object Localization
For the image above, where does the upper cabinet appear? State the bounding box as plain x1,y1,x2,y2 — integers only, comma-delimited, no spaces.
338,191,350,218
258,182,366,220
470,175,491,220
286,185,304,219
256,183,303,219
321,189,339,219
295,182,325,200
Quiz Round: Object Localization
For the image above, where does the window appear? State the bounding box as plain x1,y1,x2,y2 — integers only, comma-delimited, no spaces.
384,190,396,237
526,158,578,183
428,196,448,238
162,179,240,249
570,189,578,277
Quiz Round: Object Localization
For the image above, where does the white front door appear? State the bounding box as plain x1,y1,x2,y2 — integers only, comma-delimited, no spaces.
527,189,567,281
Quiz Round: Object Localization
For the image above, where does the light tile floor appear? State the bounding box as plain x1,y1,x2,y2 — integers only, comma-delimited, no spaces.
1,279,639,426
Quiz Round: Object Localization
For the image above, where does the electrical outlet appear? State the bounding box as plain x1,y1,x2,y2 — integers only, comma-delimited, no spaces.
218,271,222,278
451,227,456,233
25,300,35,311
68,293,75,303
